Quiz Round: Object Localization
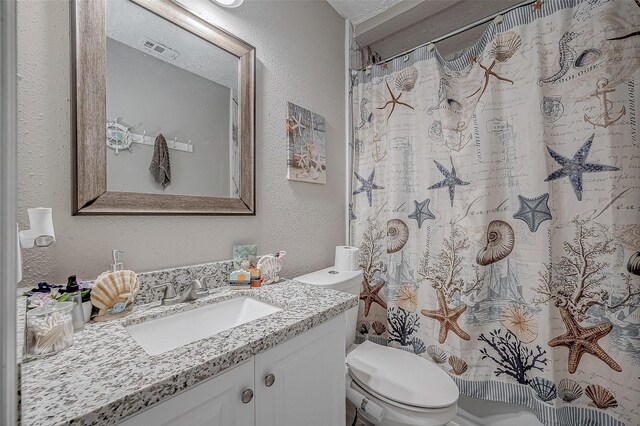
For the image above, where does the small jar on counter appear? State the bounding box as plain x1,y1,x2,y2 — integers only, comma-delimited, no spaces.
26,302,74,358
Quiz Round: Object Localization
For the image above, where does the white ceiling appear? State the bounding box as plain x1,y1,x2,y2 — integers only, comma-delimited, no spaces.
106,0,238,90
326,0,408,25
327,0,523,59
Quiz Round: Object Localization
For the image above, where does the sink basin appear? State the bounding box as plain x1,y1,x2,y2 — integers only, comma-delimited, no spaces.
125,296,282,355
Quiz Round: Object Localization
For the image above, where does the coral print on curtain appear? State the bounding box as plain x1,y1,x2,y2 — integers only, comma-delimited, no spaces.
350,0,640,425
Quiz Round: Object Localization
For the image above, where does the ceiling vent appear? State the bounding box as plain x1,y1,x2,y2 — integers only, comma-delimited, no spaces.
138,37,180,60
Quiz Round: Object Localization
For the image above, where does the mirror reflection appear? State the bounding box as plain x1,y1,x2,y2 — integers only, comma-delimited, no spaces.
105,0,240,198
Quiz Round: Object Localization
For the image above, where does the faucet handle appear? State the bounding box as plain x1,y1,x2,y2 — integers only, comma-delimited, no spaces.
151,283,179,305
195,275,216,290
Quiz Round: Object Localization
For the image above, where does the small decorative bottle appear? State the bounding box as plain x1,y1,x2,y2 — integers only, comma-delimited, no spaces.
65,275,85,332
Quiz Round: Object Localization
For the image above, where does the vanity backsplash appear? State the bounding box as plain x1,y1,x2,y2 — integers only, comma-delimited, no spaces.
135,260,234,304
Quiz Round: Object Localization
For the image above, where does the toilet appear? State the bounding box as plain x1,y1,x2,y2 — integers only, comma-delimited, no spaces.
295,267,460,426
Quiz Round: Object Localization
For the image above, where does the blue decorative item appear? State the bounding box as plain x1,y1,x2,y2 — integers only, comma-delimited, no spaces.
544,134,619,201
107,301,127,315
513,193,552,232
427,158,469,207
353,168,384,207
408,198,435,228
105,119,132,154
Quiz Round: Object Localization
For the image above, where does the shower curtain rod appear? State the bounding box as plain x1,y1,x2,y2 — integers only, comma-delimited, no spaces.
370,0,537,67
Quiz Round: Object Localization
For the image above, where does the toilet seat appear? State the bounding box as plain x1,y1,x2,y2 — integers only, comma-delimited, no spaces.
346,341,459,410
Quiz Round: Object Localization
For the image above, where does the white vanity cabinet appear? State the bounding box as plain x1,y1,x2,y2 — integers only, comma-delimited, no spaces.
118,360,255,426
119,315,345,426
255,315,345,426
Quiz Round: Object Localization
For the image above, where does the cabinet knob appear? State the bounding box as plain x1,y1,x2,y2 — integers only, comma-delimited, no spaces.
241,389,253,404
265,373,276,387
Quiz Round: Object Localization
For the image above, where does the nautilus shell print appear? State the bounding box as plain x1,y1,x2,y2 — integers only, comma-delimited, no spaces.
476,220,515,266
627,251,640,276
387,219,409,253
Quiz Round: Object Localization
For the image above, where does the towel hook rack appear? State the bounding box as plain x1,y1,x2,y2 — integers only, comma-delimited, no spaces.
105,117,194,154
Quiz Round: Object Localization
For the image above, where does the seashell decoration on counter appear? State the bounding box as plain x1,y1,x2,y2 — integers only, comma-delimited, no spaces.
585,384,618,409
387,219,409,253
257,251,286,285
476,220,515,266
90,270,140,322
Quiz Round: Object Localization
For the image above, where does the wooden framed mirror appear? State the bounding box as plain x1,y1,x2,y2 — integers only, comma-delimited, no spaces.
71,0,255,215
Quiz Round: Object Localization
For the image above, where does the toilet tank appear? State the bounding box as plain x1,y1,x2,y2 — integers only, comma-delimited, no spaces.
295,267,362,349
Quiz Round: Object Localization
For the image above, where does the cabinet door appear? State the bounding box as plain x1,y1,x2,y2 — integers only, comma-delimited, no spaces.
118,360,255,426
255,315,345,426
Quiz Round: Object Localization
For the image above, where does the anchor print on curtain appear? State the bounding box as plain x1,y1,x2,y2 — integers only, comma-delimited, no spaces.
349,1,640,425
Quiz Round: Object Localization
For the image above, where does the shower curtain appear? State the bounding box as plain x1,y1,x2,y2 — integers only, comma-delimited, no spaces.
349,1,640,425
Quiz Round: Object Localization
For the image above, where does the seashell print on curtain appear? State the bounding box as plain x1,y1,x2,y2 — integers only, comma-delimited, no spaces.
349,1,640,425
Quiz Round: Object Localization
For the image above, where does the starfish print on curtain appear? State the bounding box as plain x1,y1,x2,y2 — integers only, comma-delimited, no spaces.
467,32,521,100
408,198,435,228
360,279,387,317
350,1,640,423
545,134,619,201
513,193,552,232
421,289,470,343
377,80,414,122
353,168,385,207
428,158,470,207
548,307,621,374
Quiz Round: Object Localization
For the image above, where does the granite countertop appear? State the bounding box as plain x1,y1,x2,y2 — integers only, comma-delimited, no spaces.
21,280,358,426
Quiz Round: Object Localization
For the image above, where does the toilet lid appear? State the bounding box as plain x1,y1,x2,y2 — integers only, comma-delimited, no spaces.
346,341,459,409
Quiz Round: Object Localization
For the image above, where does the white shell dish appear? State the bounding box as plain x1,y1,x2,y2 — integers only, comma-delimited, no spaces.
257,251,286,285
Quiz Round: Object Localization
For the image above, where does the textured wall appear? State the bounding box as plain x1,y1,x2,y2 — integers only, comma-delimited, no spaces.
17,0,346,286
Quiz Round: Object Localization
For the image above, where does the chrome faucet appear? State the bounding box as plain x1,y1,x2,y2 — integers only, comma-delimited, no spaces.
179,276,211,302
152,275,214,305
152,283,180,306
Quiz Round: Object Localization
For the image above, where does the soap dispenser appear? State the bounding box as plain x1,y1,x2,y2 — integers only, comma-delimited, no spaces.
110,250,125,272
